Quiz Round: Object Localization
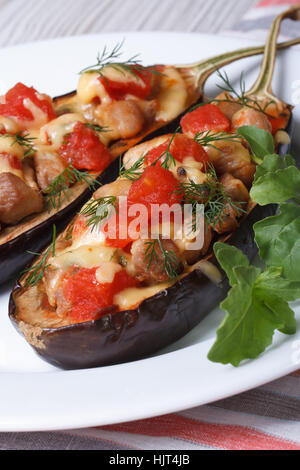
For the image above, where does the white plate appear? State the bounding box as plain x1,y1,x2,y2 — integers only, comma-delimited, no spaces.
0,32,300,432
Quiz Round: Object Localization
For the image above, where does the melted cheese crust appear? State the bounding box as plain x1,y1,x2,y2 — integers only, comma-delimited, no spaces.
0,137,24,179
40,113,84,149
156,67,188,122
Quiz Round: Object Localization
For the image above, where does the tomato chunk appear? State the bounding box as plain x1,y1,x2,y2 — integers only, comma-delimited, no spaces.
268,112,290,135
181,104,230,136
102,210,135,249
62,267,139,323
59,122,112,171
0,83,56,126
128,165,181,211
0,153,22,170
145,134,209,167
100,66,152,100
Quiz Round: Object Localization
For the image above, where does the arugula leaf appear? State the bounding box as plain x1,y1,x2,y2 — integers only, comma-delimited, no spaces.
208,244,297,367
213,242,249,286
254,203,300,281
250,154,300,205
237,126,274,164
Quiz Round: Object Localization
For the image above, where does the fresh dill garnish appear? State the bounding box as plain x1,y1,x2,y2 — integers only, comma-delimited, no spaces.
84,123,110,133
44,164,99,212
80,40,162,79
0,132,36,159
23,225,57,288
213,69,274,116
80,196,118,232
119,153,146,181
194,130,241,150
151,128,181,170
186,70,274,117
119,255,128,267
110,249,118,262
144,238,181,284
174,163,246,229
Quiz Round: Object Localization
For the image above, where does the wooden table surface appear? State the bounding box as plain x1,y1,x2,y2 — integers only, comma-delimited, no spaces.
0,0,256,48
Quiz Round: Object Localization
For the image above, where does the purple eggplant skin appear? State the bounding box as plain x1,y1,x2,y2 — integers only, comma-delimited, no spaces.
8,202,276,370
8,117,294,370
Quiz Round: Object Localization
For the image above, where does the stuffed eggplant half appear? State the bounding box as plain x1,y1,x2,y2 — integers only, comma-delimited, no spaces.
0,36,296,285
9,87,293,369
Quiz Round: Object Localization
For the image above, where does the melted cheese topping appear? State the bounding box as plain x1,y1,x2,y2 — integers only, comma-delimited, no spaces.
77,67,146,106
39,113,83,149
114,284,169,310
78,72,112,106
168,156,206,184
0,137,24,178
0,116,20,134
0,136,24,159
50,245,117,270
22,98,49,129
96,262,122,283
156,67,188,122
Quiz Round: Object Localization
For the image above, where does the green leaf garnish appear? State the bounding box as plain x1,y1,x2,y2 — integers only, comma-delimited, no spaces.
237,126,275,164
250,154,300,205
254,203,300,281
208,244,297,367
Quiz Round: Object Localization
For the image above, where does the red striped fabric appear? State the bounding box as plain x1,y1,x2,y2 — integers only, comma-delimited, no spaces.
257,0,300,6
102,414,300,450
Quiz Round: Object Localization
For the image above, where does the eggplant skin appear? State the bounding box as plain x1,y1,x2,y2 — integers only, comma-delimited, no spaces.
8,119,293,370
9,203,276,370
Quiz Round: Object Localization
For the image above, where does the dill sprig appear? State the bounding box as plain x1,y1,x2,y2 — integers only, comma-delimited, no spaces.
80,41,162,79
194,130,241,150
84,123,110,133
80,196,118,232
44,164,99,212
151,128,181,170
174,164,246,229
213,69,274,116
144,238,181,284
119,153,146,181
23,225,57,288
0,131,36,158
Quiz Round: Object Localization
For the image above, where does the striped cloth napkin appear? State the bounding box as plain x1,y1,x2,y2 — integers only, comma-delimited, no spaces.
79,1,300,450
1,0,300,451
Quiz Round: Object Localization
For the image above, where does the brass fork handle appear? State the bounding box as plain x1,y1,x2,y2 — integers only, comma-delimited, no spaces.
248,4,300,99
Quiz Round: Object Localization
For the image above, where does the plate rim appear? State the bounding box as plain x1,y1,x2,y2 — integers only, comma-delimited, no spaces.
0,30,299,432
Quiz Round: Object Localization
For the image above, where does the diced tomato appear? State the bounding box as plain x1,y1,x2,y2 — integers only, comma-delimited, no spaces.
145,134,209,167
100,66,152,100
103,211,134,249
0,83,56,126
181,104,230,136
0,153,22,170
59,122,112,171
268,112,290,135
128,165,181,211
62,267,139,323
